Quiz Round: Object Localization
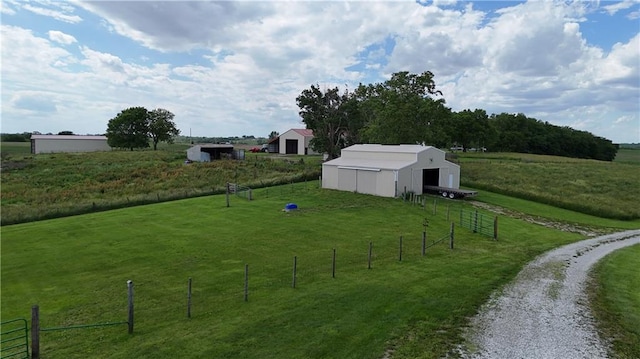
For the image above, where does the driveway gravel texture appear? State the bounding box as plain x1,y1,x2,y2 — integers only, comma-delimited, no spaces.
458,229,640,359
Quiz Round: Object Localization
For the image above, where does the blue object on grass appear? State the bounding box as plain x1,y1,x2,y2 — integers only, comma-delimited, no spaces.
285,203,298,211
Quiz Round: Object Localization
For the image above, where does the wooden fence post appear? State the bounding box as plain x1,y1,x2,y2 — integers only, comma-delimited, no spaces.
433,199,437,215
31,305,39,359
450,223,455,250
225,183,230,207
127,280,134,334
187,277,192,318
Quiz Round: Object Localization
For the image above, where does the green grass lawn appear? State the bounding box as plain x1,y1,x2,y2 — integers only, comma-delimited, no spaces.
2,183,601,359
590,244,640,359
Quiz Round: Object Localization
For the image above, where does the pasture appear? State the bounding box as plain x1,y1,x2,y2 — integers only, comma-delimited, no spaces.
1,182,610,359
458,152,640,220
1,144,639,358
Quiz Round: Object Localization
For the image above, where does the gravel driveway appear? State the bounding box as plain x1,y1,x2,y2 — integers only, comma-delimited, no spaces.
459,229,640,359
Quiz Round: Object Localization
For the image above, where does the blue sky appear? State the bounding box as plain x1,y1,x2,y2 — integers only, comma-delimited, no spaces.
1,0,639,143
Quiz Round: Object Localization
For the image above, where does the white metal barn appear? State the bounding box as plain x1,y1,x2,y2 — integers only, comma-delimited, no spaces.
278,129,317,155
186,144,235,162
30,135,111,154
322,144,460,198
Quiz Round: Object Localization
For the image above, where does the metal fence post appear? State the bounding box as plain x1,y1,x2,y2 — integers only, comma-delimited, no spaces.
127,280,134,334
368,242,373,269
450,223,455,250
292,256,297,288
187,277,192,318
332,249,336,279
474,210,478,233
225,183,230,207
31,305,39,359
399,236,403,261
494,216,499,240
244,264,249,302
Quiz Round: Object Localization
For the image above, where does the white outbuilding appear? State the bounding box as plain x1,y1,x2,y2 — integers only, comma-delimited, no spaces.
186,144,238,162
322,144,460,198
278,129,317,155
30,135,111,154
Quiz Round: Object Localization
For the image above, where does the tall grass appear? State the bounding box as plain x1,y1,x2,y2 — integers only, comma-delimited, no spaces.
0,147,321,224
457,152,640,220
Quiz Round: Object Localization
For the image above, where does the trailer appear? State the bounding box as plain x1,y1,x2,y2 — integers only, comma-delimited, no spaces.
424,185,478,199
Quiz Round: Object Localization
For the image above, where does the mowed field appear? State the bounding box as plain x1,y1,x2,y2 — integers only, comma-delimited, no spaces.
1,144,639,358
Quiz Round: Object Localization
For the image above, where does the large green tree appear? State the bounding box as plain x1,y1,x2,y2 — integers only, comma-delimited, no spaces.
450,109,491,151
148,108,180,150
106,107,150,151
358,71,447,145
296,85,362,160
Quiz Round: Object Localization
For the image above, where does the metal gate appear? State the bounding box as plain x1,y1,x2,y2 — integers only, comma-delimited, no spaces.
1,318,29,359
459,209,497,239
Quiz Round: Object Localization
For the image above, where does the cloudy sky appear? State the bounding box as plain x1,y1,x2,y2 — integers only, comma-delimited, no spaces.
1,0,639,143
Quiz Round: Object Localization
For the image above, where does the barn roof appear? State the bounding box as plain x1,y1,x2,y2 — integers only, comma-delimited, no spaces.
343,144,434,153
191,143,234,149
322,157,415,171
31,135,107,140
291,129,314,137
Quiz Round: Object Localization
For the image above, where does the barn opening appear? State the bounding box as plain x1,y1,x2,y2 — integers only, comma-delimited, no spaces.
201,146,234,160
285,139,298,154
423,168,439,187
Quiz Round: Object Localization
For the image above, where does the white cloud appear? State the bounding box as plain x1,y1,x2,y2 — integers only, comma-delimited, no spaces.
1,0,17,15
602,0,637,15
48,30,77,45
23,4,82,23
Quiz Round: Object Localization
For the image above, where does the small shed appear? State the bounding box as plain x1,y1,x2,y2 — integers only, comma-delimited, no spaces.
279,129,316,155
322,144,460,198
266,136,280,153
30,135,111,154
187,144,239,162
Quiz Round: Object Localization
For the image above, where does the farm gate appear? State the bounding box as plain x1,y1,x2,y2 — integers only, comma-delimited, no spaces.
459,209,498,239
1,318,29,359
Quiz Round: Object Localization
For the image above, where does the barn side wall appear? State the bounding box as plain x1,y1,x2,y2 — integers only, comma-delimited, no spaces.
34,139,111,154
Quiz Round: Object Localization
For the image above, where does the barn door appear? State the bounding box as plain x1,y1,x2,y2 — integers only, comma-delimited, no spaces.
423,168,439,186
285,139,298,154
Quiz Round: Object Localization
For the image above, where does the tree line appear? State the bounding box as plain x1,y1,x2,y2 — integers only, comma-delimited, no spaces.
296,71,618,161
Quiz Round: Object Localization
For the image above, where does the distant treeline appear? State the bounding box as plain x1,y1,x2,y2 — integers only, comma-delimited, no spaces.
298,71,620,162
1,132,32,142
485,113,618,161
